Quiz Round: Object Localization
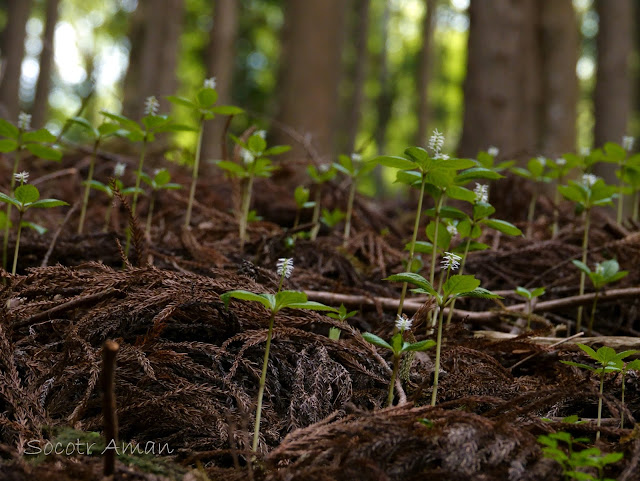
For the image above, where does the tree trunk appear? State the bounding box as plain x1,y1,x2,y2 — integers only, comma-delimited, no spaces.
414,0,436,148
340,0,370,155
0,0,32,121
122,0,185,119
201,0,238,161
32,0,60,129
272,0,347,184
594,0,632,149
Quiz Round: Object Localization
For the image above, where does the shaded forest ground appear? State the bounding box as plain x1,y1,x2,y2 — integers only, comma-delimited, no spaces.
1,150,640,480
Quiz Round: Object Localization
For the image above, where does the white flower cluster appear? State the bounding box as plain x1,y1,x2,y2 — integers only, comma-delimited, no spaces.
428,129,448,160
555,157,566,167
144,96,160,116
446,222,457,236
14,171,29,184
441,251,461,271
241,148,254,164
395,314,413,332
474,183,489,204
18,112,31,131
487,146,499,157
622,136,634,152
204,77,217,89
582,173,598,188
114,162,126,178
276,258,294,279
351,152,362,162
255,130,267,139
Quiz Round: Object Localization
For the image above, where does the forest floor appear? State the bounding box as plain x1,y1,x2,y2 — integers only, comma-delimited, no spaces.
1,151,640,481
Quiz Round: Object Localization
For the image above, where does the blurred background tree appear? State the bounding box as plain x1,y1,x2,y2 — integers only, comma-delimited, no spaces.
0,0,637,191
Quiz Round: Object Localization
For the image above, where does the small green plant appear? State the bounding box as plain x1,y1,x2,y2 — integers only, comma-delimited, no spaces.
167,78,244,227
218,130,290,249
327,303,358,340
559,174,616,333
68,117,120,234
511,156,552,237
561,344,636,440
0,173,67,274
600,138,634,224
0,112,62,269
333,153,375,247
538,430,623,481
515,286,546,330
320,207,345,229
292,185,314,229
139,169,182,239
86,163,143,232
220,258,335,453
386,267,500,405
571,259,628,336
547,155,580,238
614,358,640,428
307,163,337,240
362,315,435,406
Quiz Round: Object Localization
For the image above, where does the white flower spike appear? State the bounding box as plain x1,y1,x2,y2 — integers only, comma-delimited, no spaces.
14,171,29,184
204,77,217,89
351,152,362,162
240,148,254,164
474,183,489,204
622,136,634,152
114,162,126,178
487,146,499,157
276,258,294,279
144,96,160,116
555,157,566,167
428,129,445,156
18,112,31,131
395,314,413,332
582,173,598,188
446,222,457,236
441,252,462,271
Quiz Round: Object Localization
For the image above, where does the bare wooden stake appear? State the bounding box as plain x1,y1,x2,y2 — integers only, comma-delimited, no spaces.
102,340,119,477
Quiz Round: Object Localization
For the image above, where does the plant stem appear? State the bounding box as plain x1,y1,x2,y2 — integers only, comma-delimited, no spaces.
526,192,538,238
429,194,445,285
185,117,205,228
124,138,148,259
145,192,156,241
387,354,400,407
103,198,113,233
552,177,562,238
3,151,21,270
293,208,301,229
633,191,639,223
576,209,591,333
445,235,472,327
588,291,599,337
431,304,445,406
526,299,532,330
78,140,99,234
252,310,275,453
621,371,627,429
617,160,625,224
596,369,603,441
310,188,322,241
396,176,427,317
11,211,23,275
343,180,357,248
239,173,255,250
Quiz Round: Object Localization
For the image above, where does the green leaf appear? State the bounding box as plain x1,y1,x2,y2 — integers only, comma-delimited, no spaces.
472,202,495,220
25,143,62,161
456,287,501,299
455,167,504,183
604,142,626,163
100,111,142,133
217,160,247,177
166,95,197,109
85,180,111,195
220,290,276,311
210,105,244,116
411,241,434,254
286,301,337,312
142,114,170,131
0,118,19,139
443,275,480,297
443,158,476,170
426,221,451,250
262,145,291,156
69,117,99,138
154,169,171,186
22,128,56,143
248,134,267,153
362,332,392,351
561,360,596,371
403,339,436,352
395,170,422,186
197,87,218,108
372,155,415,170
577,343,598,360
404,146,429,163
572,259,591,275
481,218,522,236
391,332,403,354
447,185,476,203
21,220,47,235
0,139,18,152
97,122,121,137
425,206,467,220
530,287,546,298
294,186,310,206
515,287,532,300
625,360,640,371
276,290,308,306
30,199,68,209
15,184,40,204
0,192,20,208
385,272,436,296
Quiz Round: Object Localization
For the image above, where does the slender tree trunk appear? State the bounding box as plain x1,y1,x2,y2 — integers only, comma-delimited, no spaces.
202,0,238,161
272,0,347,185
0,0,32,121
415,0,436,148
594,0,632,191
122,0,185,119
32,0,60,128
341,0,370,155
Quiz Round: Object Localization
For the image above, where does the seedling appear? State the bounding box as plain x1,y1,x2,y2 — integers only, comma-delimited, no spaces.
511,156,552,237
515,286,546,330
333,153,375,247
0,113,62,270
167,78,244,227
362,315,435,406
476,146,514,172
547,156,580,238
0,174,67,274
615,358,640,428
139,169,182,239
220,259,336,453
218,130,290,249
68,117,120,234
307,164,337,240
386,269,500,405
571,259,628,336
601,139,634,224
617,154,640,222
561,344,635,440
538,430,623,481
559,175,616,333
320,207,345,229
86,163,143,232
327,303,358,340
292,185,314,229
